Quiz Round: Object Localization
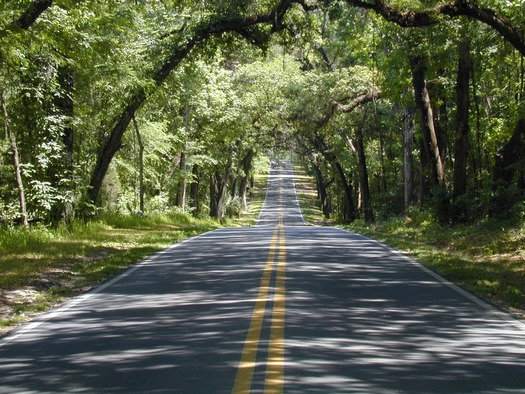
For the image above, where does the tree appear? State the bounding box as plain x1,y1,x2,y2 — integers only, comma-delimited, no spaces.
1,92,29,230
344,0,525,57
453,35,472,200
410,53,446,188
2,0,525,226
87,0,314,204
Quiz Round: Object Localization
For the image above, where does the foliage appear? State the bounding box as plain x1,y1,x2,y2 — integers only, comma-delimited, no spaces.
0,0,523,245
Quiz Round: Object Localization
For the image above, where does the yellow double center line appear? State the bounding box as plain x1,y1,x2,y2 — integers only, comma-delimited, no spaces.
232,186,287,393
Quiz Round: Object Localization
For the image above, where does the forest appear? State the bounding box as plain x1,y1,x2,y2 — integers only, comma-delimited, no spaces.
1,0,525,228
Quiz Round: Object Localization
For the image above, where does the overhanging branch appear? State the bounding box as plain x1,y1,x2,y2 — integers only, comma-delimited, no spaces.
344,0,525,56
88,0,310,203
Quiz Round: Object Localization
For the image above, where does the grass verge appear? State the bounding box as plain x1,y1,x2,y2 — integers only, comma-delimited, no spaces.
0,212,220,334
0,174,268,335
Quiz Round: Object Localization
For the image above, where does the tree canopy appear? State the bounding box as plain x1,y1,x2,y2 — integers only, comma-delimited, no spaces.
1,0,524,225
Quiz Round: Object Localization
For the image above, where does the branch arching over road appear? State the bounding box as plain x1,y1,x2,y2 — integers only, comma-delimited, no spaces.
344,0,525,57
88,0,312,203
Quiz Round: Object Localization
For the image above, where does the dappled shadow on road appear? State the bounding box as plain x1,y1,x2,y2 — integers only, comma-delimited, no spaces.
0,227,277,393
2,226,525,392
284,226,525,393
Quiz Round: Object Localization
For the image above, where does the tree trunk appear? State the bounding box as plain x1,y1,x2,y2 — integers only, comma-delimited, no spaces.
209,173,218,219
132,116,144,213
238,149,254,212
353,129,374,223
2,92,29,230
312,161,331,219
215,156,233,221
190,164,200,216
453,38,471,199
2,0,53,33
471,55,484,189
333,161,356,222
403,108,414,211
176,145,188,210
377,124,387,193
88,90,146,203
492,117,525,187
410,54,446,187
312,134,356,222
296,135,332,219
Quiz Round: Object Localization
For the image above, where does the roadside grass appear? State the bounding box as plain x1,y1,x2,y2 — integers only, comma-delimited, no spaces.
347,213,525,320
0,212,221,333
0,174,268,334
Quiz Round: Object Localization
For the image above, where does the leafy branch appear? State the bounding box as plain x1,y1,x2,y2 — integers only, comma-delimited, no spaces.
344,0,525,56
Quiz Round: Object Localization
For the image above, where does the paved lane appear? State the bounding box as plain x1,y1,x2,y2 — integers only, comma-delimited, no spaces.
256,160,304,227
1,161,525,393
0,226,280,393
283,226,525,393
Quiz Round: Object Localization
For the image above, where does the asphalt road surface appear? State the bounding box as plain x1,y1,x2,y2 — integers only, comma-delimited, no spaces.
1,161,525,393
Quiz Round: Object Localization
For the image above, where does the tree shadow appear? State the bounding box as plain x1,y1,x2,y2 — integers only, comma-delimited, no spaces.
284,227,525,393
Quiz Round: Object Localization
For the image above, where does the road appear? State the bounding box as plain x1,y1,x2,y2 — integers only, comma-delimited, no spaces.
1,161,525,393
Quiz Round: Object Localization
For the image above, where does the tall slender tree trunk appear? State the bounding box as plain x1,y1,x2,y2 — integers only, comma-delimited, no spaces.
132,116,144,213
238,149,254,212
296,135,332,219
312,161,331,218
176,145,188,210
402,108,414,211
353,129,374,223
471,55,484,189
418,137,428,206
453,38,472,199
333,161,356,222
410,55,446,187
209,173,218,219
312,134,356,222
377,125,387,193
215,156,233,220
2,92,29,230
190,164,200,216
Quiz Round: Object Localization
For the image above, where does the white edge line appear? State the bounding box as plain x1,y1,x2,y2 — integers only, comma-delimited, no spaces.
335,226,525,332
255,160,306,227
0,229,216,348
288,162,306,226
255,165,274,227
